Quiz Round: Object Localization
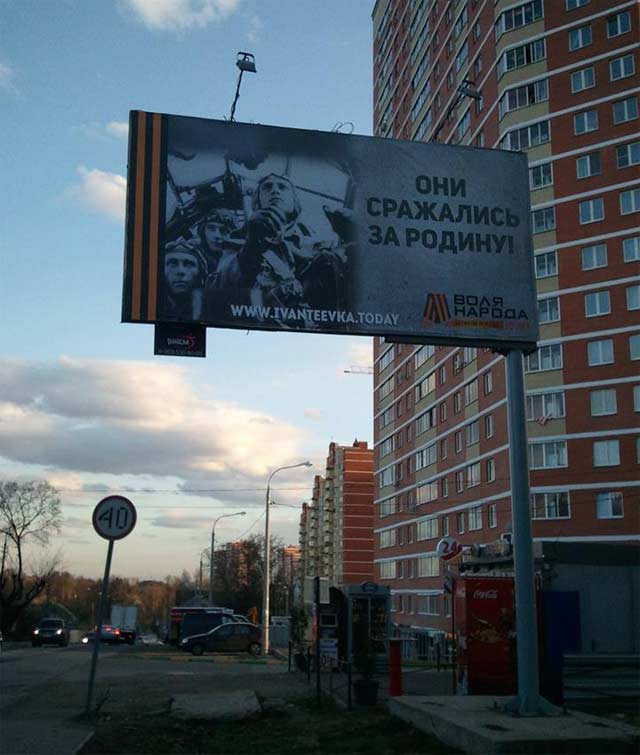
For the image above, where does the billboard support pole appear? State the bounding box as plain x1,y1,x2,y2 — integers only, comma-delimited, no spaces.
504,349,559,716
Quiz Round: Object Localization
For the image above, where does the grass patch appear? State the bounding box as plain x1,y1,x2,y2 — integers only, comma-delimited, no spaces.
80,695,459,754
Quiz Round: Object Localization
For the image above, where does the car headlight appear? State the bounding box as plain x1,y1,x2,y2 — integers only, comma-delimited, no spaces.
180,639,188,645
56,629,63,635
33,629,39,635
82,637,89,644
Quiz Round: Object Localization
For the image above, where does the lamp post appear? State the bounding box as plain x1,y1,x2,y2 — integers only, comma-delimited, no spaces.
230,51,257,122
208,512,246,606
431,78,482,142
262,461,312,655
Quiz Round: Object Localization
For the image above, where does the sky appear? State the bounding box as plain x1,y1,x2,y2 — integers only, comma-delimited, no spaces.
0,0,375,580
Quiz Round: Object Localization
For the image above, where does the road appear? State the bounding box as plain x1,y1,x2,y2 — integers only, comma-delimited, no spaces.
0,642,306,754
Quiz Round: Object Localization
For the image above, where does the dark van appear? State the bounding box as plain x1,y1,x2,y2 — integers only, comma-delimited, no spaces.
168,607,235,644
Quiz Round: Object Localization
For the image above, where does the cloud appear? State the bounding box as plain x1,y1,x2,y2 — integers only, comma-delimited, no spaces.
336,338,373,376
0,357,307,488
121,0,241,31
150,511,228,530
0,61,16,92
246,14,262,42
105,121,129,139
304,408,322,421
70,166,126,223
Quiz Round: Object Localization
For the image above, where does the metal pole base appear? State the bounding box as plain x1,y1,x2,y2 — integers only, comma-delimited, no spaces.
503,694,563,717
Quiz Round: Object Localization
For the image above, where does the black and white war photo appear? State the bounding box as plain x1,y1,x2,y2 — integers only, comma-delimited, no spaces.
160,118,357,331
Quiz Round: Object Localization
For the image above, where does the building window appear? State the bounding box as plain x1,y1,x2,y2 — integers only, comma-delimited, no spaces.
488,503,497,528
379,561,396,579
415,343,435,369
607,12,631,39
440,439,448,459
535,250,557,279
379,436,394,457
530,163,553,190
456,471,464,493
634,385,640,412
532,207,556,233
454,392,461,413
467,462,481,488
484,371,493,395
571,66,595,93
415,444,437,471
379,406,394,430
527,391,565,421
380,529,397,548
613,97,638,124
632,334,640,361
455,431,463,453
495,1,543,39
587,338,614,366
464,379,479,405
503,120,550,151
576,152,601,179
620,188,640,215
439,365,446,384
379,467,395,487
531,491,570,519
529,441,567,469
590,389,617,416
379,498,396,517
538,296,560,323
379,376,394,400
610,54,635,81
624,237,640,262
441,515,449,536
417,518,439,541
487,458,496,483
498,38,546,76
463,347,477,366
457,512,465,534
466,420,480,446
569,25,592,51
379,346,394,372
416,408,436,436
499,78,548,118
415,371,436,401
579,198,604,224
581,243,607,270
417,480,438,504
627,285,640,311
566,0,588,8
440,401,447,422
574,109,598,135
526,344,562,372
593,439,620,467
585,290,610,317
441,476,449,498
617,142,640,169
596,492,623,519
468,506,482,530
417,555,439,577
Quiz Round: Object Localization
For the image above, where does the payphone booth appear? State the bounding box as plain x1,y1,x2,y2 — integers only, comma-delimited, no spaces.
345,582,391,670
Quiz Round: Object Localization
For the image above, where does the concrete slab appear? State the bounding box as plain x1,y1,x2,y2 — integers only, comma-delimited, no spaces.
388,695,640,755
171,689,261,721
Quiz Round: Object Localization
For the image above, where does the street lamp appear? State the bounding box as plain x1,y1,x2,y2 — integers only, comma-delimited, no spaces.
230,51,257,122
431,79,482,142
262,461,312,655
209,511,246,606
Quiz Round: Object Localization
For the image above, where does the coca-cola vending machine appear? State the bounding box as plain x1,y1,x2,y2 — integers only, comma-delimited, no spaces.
455,576,540,695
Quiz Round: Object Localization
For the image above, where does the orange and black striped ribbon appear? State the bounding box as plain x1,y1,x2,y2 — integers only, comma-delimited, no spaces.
121,110,167,323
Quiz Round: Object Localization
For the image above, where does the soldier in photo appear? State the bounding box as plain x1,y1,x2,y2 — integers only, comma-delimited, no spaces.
159,239,206,322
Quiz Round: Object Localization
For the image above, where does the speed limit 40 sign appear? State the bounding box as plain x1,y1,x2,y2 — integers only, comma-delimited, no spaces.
92,496,137,540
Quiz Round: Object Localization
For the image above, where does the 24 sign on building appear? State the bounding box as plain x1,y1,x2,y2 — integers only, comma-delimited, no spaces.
122,112,538,350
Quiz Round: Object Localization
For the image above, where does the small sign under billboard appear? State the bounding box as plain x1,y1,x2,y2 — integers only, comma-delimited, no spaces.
154,322,206,357
122,111,538,349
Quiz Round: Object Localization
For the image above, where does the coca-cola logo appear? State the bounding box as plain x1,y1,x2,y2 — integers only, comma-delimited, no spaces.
473,589,498,600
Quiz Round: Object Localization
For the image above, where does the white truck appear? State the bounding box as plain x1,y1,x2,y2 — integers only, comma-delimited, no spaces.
110,604,138,645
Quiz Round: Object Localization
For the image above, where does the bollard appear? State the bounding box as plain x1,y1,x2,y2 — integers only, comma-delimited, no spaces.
389,637,403,697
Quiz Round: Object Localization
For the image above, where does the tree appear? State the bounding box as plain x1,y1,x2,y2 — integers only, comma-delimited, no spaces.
0,481,63,634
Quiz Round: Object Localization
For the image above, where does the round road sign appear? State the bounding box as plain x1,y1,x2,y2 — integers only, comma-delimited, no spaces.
436,536,463,561
92,496,137,540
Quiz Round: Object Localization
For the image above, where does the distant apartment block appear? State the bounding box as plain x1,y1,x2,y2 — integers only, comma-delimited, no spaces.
299,441,375,586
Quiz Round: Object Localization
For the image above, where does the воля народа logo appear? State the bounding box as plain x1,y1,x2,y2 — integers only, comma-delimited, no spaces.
423,293,451,324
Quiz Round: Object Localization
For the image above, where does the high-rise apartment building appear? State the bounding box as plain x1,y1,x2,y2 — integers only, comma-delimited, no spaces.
299,441,375,586
372,0,639,636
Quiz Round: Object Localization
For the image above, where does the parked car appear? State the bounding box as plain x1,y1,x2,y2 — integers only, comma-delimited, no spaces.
81,625,122,645
180,622,261,656
32,618,70,647
232,614,252,624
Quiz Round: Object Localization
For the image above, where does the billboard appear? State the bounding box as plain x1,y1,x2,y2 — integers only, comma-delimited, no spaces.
122,111,538,349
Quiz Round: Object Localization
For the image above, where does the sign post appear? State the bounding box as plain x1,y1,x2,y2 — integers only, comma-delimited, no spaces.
85,496,136,716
